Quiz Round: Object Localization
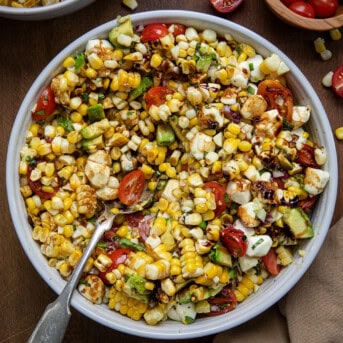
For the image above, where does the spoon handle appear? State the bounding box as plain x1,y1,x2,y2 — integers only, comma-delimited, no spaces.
27,212,115,343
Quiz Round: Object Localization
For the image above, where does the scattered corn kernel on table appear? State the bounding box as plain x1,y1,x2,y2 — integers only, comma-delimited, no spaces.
0,1,342,342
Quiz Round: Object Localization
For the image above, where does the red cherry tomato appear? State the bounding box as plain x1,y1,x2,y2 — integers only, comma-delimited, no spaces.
298,196,318,214
99,249,131,284
209,0,244,13
280,0,299,6
220,227,247,257
27,164,60,199
288,1,316,18
307,0,338,17
169,24,187,37
332,64,343,98
141,24,169,43
144,86,173,109
118,170,146,206
262,248,282,276
32,85,56,121
257,79,294,123
206,286,237,316
203,181,227,217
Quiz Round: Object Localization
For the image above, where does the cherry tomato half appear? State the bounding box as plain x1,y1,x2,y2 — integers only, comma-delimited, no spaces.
32,85,56,121
262,248,282,276
220,227,247,257
257,79,294,122
99,249,131,284
308,0,338,18
332,64,343,98
203,181,227,217
27,164,60,199
288,1,316,18
144,86,173,109
210,0,244,14
206,286,237,316
118,170,146,206
298,196,318,214
141,24,169,43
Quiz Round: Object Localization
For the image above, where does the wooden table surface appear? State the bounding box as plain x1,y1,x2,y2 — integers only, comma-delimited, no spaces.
1,1,342,342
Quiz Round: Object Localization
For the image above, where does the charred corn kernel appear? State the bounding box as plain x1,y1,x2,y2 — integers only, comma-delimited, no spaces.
105,272,117,284
116,225,129,238
223,138,239,154
37,143,52,156
70,110,83,122
78,103,88,116
58,262,72,278
144,281,155,291
85,67,97,79
29,123,41,136
63,56,75,68
184,213,202,226
238,140,252,152
206,226,220,241
53,213,68,226
63,224,74,238
88,53,104,70
94,253,113,272
152,217,167,236
237,52,247,62
276,246,293,266
64,70,79,87
83,257,94,273
157,198,169,212
335,127,343,140
329,28,341,40
287,186,308,200
202,210,215,221
150,53,163,68
227,123,241,136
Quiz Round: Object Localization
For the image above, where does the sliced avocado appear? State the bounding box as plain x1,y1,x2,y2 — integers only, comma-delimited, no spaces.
156,124,175,146
81,118,110,139
128,76,153,102
109,17,134,48
283,207,314,239
177,288,192,304
123,274,149,303
81,135,104,153
209,244,232,267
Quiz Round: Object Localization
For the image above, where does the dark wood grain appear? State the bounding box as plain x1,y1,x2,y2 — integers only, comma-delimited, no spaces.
0,1,342,342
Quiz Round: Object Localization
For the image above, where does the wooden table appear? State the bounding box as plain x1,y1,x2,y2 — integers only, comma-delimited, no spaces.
1,1,342,342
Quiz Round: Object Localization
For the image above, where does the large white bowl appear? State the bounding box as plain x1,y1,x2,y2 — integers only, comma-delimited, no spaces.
0,0,95,21
6,10,338,340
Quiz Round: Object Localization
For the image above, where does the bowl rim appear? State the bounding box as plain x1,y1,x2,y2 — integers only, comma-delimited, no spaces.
0,0,95,20
6,10,338,339
265,0,343,31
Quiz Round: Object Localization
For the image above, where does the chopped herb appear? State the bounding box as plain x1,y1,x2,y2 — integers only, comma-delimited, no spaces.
25,156,37,166
199,220,207,230
247,85,256,95
98,92,105,100
57,116,74,132
249,63,254,71
184,316,195,325
252,238,264,250
82,92,89,103
224,193,230,204
119,237,145,251
79,279,91,287
283,118,294,131
88,217,96,224
74,53,85,72
97,241,108,249
194,42,218,73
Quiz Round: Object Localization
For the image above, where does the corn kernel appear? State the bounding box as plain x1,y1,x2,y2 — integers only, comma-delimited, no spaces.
335,127,343,140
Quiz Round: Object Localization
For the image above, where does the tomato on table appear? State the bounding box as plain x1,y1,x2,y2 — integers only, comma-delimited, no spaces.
209,0,244,13
307,0,338,18
262,248,282,275
220,226,248,257
141,24,169,42
280,0,300,6
257,79,294,122
32,85,56,121
27,164,60,199
99,248,131,284
206,286,237,316
288,1,316,18
203,181,227,217
332,64,343,98
118,170,146,205
144,86,173,109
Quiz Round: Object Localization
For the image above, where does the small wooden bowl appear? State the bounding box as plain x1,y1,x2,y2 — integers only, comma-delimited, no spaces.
265,0,343,31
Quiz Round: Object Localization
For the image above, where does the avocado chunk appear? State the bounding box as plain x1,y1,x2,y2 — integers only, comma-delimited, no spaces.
156,124,175,146
87,103,105,122
209,244,232,267
81,118,110,139
128,76,153,102
81,135,104,153
123,274,150,303
109,17,134,48
195,300,211,314
283,207,314,239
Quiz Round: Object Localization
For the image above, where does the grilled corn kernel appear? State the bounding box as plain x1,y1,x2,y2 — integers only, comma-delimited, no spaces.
335,127,343,140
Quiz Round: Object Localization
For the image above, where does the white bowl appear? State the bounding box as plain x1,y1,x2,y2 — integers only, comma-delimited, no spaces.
0,0,95,21
6,10,338,340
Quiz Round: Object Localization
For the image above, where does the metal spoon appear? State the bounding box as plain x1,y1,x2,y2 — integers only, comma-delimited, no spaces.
27,191,154,343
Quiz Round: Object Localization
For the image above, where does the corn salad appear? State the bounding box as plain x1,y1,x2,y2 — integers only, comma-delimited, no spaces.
0,0,61,7
19,17,330,325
